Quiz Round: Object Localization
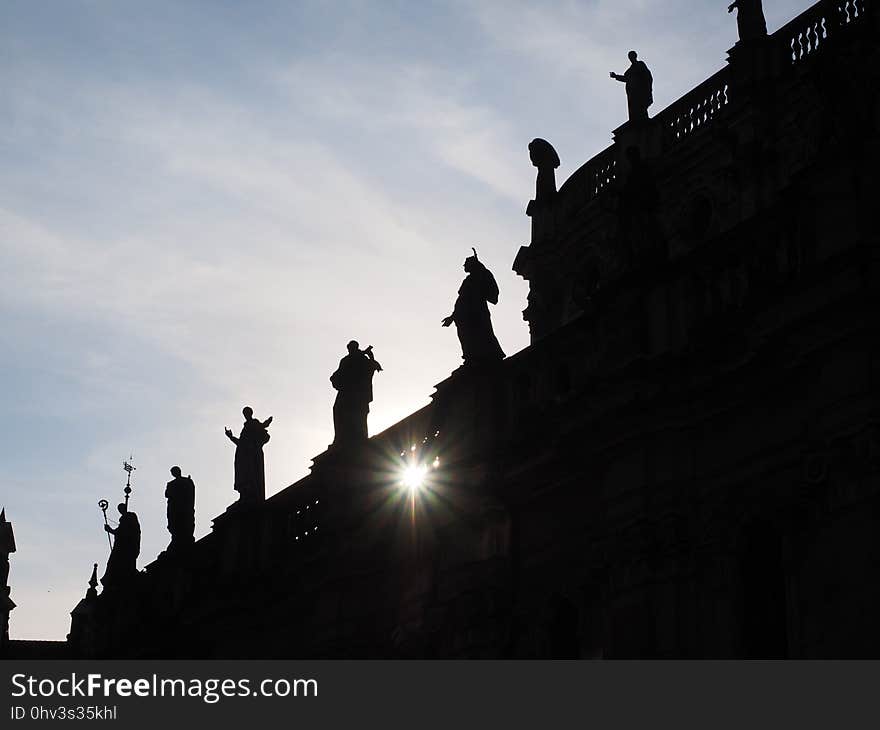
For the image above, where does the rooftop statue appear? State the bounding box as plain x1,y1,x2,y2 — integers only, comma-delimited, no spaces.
165,466,195,554
728,0,767,43
225,407,271,503
442,249,505,366
526,138,560,215
330,341,383,448
101,503,140,589
610,51,653,122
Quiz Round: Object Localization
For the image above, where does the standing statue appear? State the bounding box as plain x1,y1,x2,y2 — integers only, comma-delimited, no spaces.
610,51,654,122
728,0,767,43
442,249,505,365
330,341,383,448
0,509,14,647
526,138,561,214
225,407,272,503
165,466,195,553
101,503,141,588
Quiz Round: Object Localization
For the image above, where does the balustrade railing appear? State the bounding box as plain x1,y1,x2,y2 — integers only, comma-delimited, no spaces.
780,0,870,63
658,69,731,148
548,0,871,218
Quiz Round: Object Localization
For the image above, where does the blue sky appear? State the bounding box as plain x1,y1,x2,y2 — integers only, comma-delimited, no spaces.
1,0,806,639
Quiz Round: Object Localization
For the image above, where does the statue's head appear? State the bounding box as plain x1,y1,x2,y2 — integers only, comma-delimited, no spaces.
528,138,560,170
117,503,127,516
347,340,360,354
628,50,638,62
242,406,253,420
170,466,182,478
464,246,481,273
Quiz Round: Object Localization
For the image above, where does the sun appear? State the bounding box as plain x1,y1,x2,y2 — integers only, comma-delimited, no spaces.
401,464,428,492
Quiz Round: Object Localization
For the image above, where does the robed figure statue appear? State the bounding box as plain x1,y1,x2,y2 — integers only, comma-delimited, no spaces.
728,0,767,43
101,503,140,588
331,341,382,447
225,407,272,503
610,51,653,122
442,249,505,365
165,466,195,553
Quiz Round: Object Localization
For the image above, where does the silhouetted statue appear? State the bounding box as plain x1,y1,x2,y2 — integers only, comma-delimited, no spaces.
728,0,767,43
225,407,271,503
610,51,653,122
0,509,13,597
526,138,560,215
330,341,382,448
165,466,195,553
0,510,13,647
101,503,140,588
442,249,505,365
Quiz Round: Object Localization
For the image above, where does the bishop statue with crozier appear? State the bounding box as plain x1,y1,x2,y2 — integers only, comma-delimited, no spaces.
101,503,141,588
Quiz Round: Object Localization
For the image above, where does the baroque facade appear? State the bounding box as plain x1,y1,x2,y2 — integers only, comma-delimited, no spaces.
7,0,880,659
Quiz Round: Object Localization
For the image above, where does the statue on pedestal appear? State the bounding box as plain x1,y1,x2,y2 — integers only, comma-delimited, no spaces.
330,341,382,448
610,51,653,122
101,503,140,588
225,407,271,503
442,249,505,365
526,138,560,216
165,466,195,553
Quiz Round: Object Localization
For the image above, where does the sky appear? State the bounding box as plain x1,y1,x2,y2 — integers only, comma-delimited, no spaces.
1,0,807,640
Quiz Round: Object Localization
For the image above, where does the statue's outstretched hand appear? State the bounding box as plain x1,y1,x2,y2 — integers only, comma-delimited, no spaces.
263,416,273,428
104,524,112,533
441,316,454,327
728,2,736,11
224,427,233,438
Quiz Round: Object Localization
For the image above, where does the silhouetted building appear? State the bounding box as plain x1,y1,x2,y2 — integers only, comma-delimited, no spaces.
6,0,879,659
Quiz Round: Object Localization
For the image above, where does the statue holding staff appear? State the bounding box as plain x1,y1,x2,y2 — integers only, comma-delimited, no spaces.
100,503,141,588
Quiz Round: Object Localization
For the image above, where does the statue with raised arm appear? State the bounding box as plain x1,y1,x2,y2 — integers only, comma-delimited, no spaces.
728,0,767,43
165,466,195,553
442,249,505,365
330,341,383,448
101,503,140,588
225,406,272,503
610,51,653,122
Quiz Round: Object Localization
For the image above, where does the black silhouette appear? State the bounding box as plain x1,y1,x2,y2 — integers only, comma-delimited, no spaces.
0,509,13,597
442,249,505,365
610,51,653,122
728,0,767,43
526,138,560,214
619,146,664,264
225,407,271,503
330,341,382,448
0,509,14,646
165,466,195,553
100,503,140,588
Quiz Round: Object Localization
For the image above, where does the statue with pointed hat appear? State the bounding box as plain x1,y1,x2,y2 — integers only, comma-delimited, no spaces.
442,249,506,366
